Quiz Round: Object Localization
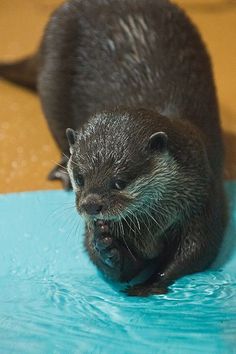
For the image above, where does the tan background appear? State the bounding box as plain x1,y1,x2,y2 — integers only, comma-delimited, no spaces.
0,0,235,193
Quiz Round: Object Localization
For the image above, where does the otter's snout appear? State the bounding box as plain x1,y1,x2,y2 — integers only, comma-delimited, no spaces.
80,194,103,216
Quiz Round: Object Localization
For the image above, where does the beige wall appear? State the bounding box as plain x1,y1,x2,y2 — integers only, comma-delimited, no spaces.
0,0,235,193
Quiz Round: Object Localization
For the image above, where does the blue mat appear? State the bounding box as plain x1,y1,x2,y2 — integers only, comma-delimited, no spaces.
0,183,236,353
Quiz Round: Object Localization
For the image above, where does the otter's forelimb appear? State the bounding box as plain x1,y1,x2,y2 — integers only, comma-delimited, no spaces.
85,221,146,282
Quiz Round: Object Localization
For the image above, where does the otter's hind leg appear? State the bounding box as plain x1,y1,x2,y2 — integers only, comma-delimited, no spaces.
125,206,225,297
48,155,72,190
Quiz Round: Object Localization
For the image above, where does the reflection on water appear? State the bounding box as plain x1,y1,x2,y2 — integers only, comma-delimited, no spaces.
0,187,235,353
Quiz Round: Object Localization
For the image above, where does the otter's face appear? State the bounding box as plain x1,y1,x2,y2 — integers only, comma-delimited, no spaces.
66,111,168,221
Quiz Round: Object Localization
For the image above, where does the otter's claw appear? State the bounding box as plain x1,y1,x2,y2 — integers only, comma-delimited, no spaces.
95,236,113,251
94,221,121,269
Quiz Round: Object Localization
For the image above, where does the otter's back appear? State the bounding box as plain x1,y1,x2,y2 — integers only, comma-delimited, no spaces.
38,0,223,174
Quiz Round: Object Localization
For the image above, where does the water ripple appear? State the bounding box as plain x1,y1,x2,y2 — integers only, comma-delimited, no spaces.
1,188,236,353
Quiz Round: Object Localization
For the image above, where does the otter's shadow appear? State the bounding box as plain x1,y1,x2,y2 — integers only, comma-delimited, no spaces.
223,131,236,180
211,130,236,268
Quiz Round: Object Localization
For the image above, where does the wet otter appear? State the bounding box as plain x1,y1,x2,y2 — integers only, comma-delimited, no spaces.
0,0,227,296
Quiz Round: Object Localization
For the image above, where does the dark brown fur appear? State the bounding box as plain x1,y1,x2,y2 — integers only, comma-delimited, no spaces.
0,0,227,296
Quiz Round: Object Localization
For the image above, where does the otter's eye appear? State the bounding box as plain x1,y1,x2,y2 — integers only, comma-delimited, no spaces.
111,179,127,190
75,174,84,187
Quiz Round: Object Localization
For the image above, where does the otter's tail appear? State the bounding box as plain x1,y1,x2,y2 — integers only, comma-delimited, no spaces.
0,54,39,91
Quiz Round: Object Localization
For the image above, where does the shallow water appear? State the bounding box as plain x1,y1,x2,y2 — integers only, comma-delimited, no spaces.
0,183,236,353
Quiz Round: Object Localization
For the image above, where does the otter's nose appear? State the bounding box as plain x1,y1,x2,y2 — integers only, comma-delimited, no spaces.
81,202,103,215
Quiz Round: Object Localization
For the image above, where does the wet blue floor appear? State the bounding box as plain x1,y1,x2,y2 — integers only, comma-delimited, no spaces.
0,183,236,353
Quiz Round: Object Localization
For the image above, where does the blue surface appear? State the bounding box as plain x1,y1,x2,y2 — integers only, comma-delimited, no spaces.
0,183,236,354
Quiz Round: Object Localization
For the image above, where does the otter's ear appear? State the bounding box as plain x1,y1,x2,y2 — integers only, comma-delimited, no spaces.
66,128,77,153
148,132,168,152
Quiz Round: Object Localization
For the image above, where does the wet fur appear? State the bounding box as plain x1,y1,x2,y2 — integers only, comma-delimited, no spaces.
0,0,227,296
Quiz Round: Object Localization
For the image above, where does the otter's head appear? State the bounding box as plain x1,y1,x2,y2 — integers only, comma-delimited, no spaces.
66,109,208,223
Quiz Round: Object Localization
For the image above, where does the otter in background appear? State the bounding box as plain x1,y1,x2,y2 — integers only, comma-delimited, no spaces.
0,0,227,296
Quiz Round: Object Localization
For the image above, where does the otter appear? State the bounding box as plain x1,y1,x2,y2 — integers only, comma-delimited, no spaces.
0,0,227,296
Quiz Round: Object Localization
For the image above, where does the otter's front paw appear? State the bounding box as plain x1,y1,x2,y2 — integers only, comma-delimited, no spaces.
94,221,121,269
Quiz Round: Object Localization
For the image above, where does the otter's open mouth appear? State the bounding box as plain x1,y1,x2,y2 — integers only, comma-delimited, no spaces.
92,215,121,222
